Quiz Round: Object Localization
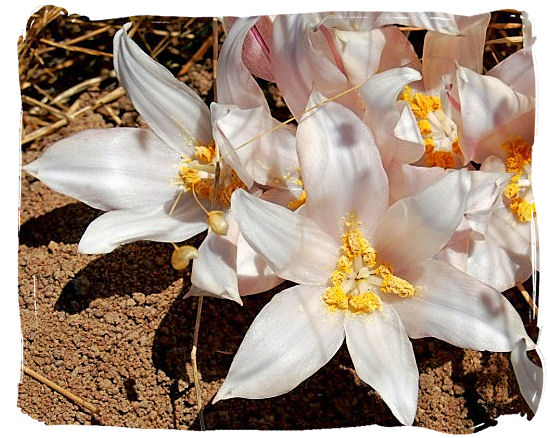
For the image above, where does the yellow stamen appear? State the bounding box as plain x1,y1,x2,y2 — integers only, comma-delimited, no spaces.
322,285,349,311
288,190,307,210
509,198,535,223
380,274,416,298
348,292,383,313
194,142,216,164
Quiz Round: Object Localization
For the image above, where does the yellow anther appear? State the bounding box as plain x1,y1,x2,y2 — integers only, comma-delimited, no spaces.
504,183,519,200
207,210,229,236
373,263,393,278
342,228,372,259
348,292,383,314
509,198,535,223
194,142,216,164
322,286,349,311
337,255,353,273
418,119,432,135
452,138,461,155
362,247,377,269
179,167,202,186
288,190,307,210
380,274,416,298
171,245,199,271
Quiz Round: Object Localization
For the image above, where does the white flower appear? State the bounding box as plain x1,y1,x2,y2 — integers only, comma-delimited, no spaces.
213,95,533,425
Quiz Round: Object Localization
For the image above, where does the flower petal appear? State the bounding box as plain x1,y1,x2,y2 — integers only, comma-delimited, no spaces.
217,17,268,109
488,47,535,97
360,67,422,165
390,259,534,351
298,94,388,239
457,65,534,160
344,306,418,425
387,162,445,204
190,211,242,304
271,14,348,116
211,103,300,190
236,232,283,297
77,195,207,254
374,169,471,270
511,339,543,414
231,189,339,285
422,14,490,91
113,24,212,153
23,128,179,211
213,284,344,401
466,205,533,292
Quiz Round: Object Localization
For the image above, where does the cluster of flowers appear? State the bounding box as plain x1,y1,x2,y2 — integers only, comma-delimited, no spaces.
24,12,542,425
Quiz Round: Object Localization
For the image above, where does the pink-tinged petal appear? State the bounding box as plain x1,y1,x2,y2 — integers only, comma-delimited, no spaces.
223,16,274,82
387,162,445,204
466,205,533,292
271,14,348,117
374,170,471,271
231,189,339,285
211,103,299,190
217,17,268,109
422,14,490,91
23,128,179,211
298,94,388,239
360,67,422,165
261,187,305,208
332,27,386,86
488,47,535,97
236,232,282,297
457,66,534,160
213,284,344,402
435,218,470,272
470,109,535,164
113,24,211,154
344,305,418,426
77,195,207,254
392,105,426,164
190,211,241,304
390,259,534,351
511,339,543,414
378,26,420,72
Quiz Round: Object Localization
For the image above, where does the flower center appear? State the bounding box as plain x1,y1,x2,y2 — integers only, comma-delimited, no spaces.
322,214,416,314
400,86,462,169
501,136,535,223
176,142,246,208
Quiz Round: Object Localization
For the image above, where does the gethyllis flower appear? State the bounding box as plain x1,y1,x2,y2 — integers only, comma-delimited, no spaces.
23,20,301,303
214,95,533,425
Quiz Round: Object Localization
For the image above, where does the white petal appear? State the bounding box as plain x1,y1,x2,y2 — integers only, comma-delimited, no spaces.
467,205,533,292
190,211,242,304
217,17,268,109
511,339,543,413
78,195,207,254
113,24,212,153
212,103,300,190
231,189,339,285
344,306,418,425
214,284,344,401
457,65,534,160
387,162,445,204
236,232,282,297
298,94,388,239
360,68,422,164
488,47,535,97
392,104,426,164
422,14,490,91
390,259,534,351
374,170,471,271
378,26,420,72
23,128,179,211
271,14,348,116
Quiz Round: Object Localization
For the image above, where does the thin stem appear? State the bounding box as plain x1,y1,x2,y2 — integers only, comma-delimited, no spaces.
191,295,205,431
191,183,210,216
23,365,99,415
169,189,184,217
517,283,538,317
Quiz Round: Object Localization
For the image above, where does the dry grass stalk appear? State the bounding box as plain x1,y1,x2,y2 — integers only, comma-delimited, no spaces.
486,35,523,45
39,38,114,58
177,35,214,77
23,365,100,415
517,283,538,317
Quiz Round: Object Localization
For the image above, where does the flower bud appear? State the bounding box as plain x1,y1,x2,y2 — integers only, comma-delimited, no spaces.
207,210,228,236
171,245,199,271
